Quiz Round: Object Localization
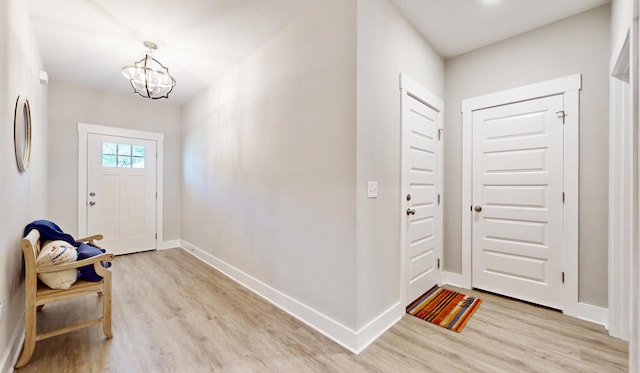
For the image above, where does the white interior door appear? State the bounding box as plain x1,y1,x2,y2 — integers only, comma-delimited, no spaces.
403,93,442,305
471,94,564,309
87,134,157,255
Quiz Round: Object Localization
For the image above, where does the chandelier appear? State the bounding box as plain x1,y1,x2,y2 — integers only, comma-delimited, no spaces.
122,41,176,99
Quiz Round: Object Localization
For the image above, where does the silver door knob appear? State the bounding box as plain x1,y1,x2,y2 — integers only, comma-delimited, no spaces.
406,208,416,215
89,201,96,206
474,206,482,212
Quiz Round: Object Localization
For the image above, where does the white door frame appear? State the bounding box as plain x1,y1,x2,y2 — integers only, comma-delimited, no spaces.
461,74,581,316
609,9,640,369
635,11,640,372
399,73,443,305
609,29,634,342
77,123,164,246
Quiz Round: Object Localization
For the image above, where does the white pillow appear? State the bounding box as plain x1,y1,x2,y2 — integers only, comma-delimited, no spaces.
36,240,78,289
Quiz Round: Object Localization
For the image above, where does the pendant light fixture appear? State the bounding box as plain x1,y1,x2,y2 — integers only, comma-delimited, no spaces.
122,41,176,99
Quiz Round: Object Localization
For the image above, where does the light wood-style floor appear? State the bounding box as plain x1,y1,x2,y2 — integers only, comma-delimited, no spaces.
15,248,628,372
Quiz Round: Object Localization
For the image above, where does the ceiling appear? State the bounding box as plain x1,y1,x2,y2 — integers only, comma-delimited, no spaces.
390,0,611,58
25,0,611,106
25,0,318,105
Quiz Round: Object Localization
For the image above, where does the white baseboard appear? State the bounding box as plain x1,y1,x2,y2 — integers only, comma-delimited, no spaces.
1,313,24,373
180,240,401,353
354,302,403,353
158,239,181,250
441,271,464,288
574,302,609,330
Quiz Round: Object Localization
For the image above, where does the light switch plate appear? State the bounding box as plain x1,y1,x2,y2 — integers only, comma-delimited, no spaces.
367,181,378,198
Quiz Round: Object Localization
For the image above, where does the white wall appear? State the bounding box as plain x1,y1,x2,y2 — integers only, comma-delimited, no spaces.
181,0,447,349
0,0,47,370
182,0,358,328
46,81,182,241
355,0,444,327
444,5,611,307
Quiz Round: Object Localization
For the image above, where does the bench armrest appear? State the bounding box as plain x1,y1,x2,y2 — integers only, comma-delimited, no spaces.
37,253,114,274
76,234,104,249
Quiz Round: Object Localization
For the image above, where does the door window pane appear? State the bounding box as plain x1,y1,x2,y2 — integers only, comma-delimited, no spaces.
132,157,145,168
132,145,145,157
118,156,131,168
118,144,132,156
103,143,117,155
102,155,117,167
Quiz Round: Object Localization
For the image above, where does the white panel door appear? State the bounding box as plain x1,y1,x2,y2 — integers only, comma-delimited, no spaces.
404,94,441,304
472,94,564,309
87,134,157,255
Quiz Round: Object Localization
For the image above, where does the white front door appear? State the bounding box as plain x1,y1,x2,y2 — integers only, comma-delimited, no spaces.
471,94,564,309
403,92,442,305
87,134,157,255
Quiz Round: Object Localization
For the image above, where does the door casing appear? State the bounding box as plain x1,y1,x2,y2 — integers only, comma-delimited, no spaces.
78,123,164,246
460,74,582,318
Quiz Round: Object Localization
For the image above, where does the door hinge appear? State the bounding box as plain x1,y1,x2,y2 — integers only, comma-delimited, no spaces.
437,194,441,205
562,272,565,283
556,111,566,124
562,192,565,203
437,258,440,269
438,128,443,141
155,233,158,240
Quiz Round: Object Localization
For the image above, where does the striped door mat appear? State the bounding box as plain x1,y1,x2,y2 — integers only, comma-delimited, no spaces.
406,285,482,333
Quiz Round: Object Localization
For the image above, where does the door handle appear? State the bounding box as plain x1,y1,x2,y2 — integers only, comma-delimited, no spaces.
406,208,416,215
474,206,482,212
89,201,96,206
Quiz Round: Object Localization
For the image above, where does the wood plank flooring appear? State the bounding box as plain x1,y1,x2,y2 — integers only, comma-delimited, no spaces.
15,248,628,372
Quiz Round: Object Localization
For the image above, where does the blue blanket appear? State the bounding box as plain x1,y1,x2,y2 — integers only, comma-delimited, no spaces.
24,220,78,247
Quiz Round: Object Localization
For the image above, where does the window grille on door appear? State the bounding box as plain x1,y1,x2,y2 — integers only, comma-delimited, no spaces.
101,143,145,168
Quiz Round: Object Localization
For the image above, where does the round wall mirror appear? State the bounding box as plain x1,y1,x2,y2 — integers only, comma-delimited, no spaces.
14,95,32,172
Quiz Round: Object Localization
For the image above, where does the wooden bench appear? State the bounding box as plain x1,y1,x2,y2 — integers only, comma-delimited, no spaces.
15,229,114,368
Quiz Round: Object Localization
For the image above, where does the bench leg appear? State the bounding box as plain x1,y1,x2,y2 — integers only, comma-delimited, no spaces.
15,305,37,368
102,281,112,339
